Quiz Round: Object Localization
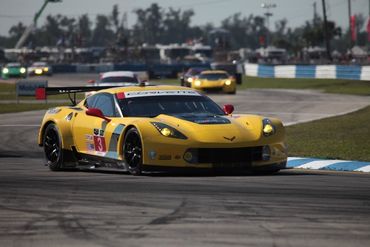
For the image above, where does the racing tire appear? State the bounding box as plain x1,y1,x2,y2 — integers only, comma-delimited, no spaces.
43,123,64,171
123,128,143,175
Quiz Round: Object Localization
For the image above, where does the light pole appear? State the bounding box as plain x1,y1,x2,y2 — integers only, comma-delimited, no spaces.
15,0,62,49
261,3,276,47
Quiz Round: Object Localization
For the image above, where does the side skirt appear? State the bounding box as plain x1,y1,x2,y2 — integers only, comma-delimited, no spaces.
66,148,128,172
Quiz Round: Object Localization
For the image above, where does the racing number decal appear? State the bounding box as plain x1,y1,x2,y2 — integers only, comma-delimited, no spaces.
93,136,106,152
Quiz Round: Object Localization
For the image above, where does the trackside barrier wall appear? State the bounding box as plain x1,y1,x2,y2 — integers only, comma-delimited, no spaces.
244,63,370,81
51,63,212,79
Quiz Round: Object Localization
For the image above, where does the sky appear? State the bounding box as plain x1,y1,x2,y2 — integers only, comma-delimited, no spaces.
0,0,368,36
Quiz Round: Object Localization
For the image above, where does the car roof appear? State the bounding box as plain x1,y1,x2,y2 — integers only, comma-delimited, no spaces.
101,71,136,78
6,62,21,67
32,62,47,66
200,70,228,74
99,85,196,94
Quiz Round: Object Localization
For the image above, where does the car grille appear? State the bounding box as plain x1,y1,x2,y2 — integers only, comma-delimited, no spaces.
187,147,263,164
203,87,223,92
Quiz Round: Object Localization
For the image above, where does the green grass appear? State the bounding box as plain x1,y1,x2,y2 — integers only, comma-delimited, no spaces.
238,77,370,95
0,82,85,100
0,103,62,114
286,106,370,161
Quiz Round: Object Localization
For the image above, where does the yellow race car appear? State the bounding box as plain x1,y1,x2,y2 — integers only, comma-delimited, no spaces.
191,70,236,94
37,85,287,175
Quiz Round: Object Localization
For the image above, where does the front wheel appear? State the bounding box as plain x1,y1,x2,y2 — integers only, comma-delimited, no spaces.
43,124,64,171
123,128,143,175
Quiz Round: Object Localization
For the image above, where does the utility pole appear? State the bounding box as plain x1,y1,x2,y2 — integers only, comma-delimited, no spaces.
14,0,62,49
322,0,332,61
261,3,277,47
313,2,318,21
348,0,353,50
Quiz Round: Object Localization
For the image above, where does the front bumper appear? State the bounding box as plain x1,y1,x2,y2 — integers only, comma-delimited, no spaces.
141,139,287,169
192,81,236,93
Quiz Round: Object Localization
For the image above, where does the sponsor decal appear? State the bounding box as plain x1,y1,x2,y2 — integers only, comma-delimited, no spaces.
94,128,99,136
124,90,201,98
85,134,93,141
99,129,104,137
47,108,61,114
87,143,95,151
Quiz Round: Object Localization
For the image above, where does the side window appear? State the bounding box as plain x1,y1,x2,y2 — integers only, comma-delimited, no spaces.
93,93,116,117
85,94,98,108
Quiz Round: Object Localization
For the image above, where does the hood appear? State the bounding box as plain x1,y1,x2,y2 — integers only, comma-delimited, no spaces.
172,113,230,125
153,113,263,144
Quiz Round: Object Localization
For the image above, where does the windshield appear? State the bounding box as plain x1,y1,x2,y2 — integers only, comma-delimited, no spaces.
7,63,21,68
32,62,47,66
118,95,225,117
198,73,229,80
101,76,139,83
187,68,206,76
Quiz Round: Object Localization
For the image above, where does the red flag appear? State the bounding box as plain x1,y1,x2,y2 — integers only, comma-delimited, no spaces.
350,15,357,42
367,17,370,42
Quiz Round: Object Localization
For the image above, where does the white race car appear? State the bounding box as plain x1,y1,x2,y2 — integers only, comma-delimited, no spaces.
89,71,141,87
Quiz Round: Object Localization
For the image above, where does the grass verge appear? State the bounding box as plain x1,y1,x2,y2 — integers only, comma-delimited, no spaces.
0,103,61,114
286,106,370,161
239,76,370,95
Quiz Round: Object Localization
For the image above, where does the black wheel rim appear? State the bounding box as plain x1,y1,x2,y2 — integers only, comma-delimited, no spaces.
124,132,142,169
44,128,60,163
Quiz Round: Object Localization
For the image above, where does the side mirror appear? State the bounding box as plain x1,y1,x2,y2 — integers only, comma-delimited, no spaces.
87,79,95,84
86,108,111,122
223,104,234,115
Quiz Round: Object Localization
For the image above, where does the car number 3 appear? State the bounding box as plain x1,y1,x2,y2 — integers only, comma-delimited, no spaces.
93,136,106,152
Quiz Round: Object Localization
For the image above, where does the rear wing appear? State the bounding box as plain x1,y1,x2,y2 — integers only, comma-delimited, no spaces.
35,86,121,105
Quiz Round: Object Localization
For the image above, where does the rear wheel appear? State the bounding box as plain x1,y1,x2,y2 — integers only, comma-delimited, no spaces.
123,128,143,175
43,124,64,171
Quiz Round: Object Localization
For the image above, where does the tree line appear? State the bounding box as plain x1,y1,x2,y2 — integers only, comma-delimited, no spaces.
0,3,368,54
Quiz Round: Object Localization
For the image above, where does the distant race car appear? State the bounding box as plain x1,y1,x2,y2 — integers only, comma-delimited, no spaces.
89,71,141,87
28,62,52,76
1,62,27,79
191,70,236,94
180,67,209,87
37,85,287,175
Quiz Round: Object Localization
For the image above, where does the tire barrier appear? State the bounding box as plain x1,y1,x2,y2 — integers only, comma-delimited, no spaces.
244,63,370,81
287,157,370,172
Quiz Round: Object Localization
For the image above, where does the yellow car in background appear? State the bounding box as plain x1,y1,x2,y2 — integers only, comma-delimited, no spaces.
191,70,236,94
28,62,52,76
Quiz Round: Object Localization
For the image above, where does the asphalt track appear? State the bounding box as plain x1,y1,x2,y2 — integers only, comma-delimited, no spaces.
0,74,370,246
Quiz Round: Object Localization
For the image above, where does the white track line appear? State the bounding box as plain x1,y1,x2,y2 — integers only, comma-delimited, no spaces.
0,124,40,127
297,160,344,169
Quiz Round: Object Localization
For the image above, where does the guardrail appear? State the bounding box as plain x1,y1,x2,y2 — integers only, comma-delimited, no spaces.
244,63,370,81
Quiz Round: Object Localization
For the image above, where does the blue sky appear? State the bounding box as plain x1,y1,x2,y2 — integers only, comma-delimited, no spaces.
0,0,368,36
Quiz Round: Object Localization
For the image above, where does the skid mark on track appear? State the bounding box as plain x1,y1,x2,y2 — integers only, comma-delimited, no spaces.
148,199,187,225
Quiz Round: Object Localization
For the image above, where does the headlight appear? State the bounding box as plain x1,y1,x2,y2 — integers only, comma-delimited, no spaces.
225,80,232,86
194,80,201,86
262,118,276,136
43,67,49,72
20,67,26,73
2,68,9,74
187,77,193,83
151,122,187,139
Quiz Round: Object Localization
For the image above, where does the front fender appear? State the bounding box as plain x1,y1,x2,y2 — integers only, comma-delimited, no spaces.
38,108,76,151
